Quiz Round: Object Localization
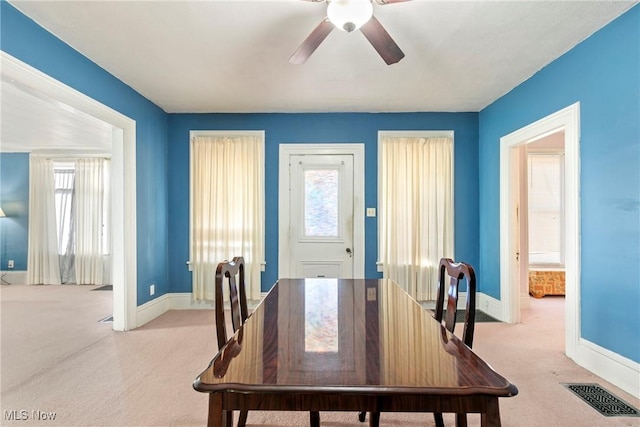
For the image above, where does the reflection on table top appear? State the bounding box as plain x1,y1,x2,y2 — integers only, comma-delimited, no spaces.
195,278,517,397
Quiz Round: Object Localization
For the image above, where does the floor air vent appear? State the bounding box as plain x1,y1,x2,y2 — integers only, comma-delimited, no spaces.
563,383,640,417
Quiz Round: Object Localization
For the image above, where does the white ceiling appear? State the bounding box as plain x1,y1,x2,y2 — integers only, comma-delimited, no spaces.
7,0,636,113
1,76,114,153
1,0,636,152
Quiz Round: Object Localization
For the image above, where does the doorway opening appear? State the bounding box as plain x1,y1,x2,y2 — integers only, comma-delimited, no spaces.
2,51,137,331
526,137,566,304
499,102,580,359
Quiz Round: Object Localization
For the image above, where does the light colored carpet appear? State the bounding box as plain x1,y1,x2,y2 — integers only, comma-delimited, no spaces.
1,284,638,426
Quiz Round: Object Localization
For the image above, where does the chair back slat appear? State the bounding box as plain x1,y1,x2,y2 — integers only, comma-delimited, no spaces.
214,256,248,350
434,257,477,348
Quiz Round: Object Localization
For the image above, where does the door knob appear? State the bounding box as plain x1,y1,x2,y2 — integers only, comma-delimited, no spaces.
346,248,352,258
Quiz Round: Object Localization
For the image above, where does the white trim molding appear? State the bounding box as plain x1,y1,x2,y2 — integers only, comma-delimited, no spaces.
168,293,215,310
136,293,266,327
136,294,213,328
0,270,28,285
499,102,580,360
378,130,454,139
136,294,172,327
576,339,640,397
477,292,502,321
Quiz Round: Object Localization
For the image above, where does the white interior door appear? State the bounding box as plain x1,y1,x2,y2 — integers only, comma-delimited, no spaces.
289,154,354,278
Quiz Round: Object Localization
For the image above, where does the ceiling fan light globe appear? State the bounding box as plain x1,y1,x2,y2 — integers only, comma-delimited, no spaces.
327,0,373,32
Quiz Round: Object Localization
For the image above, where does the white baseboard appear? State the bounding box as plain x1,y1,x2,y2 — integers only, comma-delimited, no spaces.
136,293,171,327
169,293,266,310
477,292,502,320
419,292,468,310
575,338,640,398
136,292,264,327
136,293,215,327
169,292,215,310
1,270,27,284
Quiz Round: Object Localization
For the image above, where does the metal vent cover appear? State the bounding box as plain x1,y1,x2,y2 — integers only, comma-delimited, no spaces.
563,383,640,417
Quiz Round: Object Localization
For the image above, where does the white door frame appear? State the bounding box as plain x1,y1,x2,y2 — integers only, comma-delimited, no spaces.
499,102,580,359
279,144,365,279
2,52,138,331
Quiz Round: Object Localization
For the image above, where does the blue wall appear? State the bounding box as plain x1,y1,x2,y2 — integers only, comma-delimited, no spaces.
3,0,639,365
0,153,29,270
478,6,640,362
1,1,170,305
167,113,479,293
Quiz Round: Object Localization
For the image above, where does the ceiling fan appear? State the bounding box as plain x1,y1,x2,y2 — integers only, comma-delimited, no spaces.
290,0,410,65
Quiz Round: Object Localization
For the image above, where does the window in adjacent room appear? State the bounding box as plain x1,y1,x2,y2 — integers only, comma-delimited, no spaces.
528,152,564,266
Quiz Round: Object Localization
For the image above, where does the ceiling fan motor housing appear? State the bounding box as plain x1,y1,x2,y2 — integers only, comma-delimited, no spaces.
290,0,405,65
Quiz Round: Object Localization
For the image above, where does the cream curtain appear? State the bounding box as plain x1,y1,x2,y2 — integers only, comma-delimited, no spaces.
27,157,62,285
379,136,454,301
190,135,265,301
74,158,108,285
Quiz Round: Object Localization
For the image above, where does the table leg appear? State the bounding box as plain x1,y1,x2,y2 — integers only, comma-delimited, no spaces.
455,413,468,427
207,393,231,427
480,398,502,427
238,410,248,427
310,411,320,427
368,411,380,427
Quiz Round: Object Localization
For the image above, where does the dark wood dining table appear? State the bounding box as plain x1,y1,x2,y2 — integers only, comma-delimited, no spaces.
193,278,518,427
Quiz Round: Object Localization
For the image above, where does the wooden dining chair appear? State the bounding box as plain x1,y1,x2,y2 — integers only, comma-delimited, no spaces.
358,258,477,427
215,256,249,427
215,257,320,427
432,257,477,427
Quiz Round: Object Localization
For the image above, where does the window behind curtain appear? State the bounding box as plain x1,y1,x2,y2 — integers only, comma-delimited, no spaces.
54,163,75,256
528,153,564,266
52,159,111,284
189,132,265,301
378,134,454,301
53,161,111,257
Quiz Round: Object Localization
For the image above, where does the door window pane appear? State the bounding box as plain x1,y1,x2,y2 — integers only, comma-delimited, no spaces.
304,169,338,237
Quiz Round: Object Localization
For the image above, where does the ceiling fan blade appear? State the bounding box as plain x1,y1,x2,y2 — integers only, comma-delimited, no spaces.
290,18,334,64
359,16,405,65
